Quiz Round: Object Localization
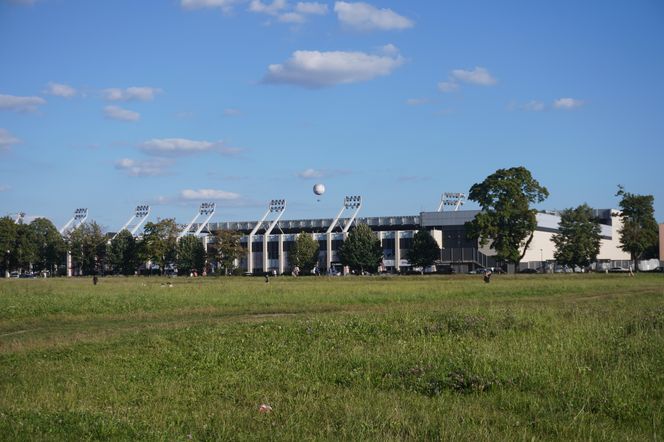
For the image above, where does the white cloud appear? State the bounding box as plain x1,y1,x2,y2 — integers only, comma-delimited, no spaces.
379,43,399,56
115,158,172,177
451,67,497,86
181,0,240,11
141,138,215,154
0,94,46,112
180,188,241,200
0,128,20,151
139,138,242,156
249,0,286,15
278,12,306,23
297,168,350,179
250,0,328,24
103,87,162,102
104,105,140,122
298,168,324,179
334,1,413,31
437,81,458,93
224,108,242,116
263,47,404,88
250,0,309,24
405,98,429,106
522,100,545,112
553,98,584,109
508,100,546,112
295,2,328,15
44,82,77,98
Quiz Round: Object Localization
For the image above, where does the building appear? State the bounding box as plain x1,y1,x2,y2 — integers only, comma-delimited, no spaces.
195,199,630,275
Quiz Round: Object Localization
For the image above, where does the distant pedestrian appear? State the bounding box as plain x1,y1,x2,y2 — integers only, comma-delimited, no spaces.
483,270,492,283
93,275,98,285
265,273,270,284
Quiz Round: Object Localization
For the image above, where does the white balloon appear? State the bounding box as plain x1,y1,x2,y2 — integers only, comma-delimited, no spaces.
313,183,326,196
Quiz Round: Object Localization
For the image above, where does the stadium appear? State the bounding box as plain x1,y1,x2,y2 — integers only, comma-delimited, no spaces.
173,193,634,275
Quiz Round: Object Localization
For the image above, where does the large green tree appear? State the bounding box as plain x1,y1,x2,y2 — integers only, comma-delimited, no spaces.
615,186,658,265
466,166,549,267
12,223,38,272
211,230,245,275
29,218,66,274
107,230,139,275
68,221,107,275
176,235,206,275
552,204,601,269
288,232,320,274
339,223,383,274
141,219,179,274
0,217,18,276
407,229,441,273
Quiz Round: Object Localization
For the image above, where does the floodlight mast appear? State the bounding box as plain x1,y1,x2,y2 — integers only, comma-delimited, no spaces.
59,208,88,235
326,195,362,234
247,199,286,275
59,208,89,277
437,192,465,212
325,195,362,271
111,205,151,242
13,212,25,224
177,202,215,240
194,203,216,236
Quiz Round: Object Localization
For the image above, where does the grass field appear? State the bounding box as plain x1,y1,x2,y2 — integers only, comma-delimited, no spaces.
1,274,663,440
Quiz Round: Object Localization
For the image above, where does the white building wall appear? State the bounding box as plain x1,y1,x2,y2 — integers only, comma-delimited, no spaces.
522,231,557,263
522,210,629,263
597,211,630,261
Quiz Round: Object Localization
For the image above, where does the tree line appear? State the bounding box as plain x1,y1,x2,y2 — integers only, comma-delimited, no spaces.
0,215,385,276
1,166,659,276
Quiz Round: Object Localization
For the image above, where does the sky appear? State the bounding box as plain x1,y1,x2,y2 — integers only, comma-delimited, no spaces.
1,0,663,231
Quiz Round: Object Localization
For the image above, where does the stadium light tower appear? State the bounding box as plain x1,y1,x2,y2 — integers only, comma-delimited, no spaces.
59,208,89,277
247,199,286,274
437,192,465,212
178,202,216,240
60,208,88,235
326,195,362,234
325,195,362,271
111,205,150,242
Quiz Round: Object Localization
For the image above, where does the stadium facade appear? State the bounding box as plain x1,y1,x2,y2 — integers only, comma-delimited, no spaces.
194,206,631,274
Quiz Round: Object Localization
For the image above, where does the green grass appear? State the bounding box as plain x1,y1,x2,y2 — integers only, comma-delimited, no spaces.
1,274,663,440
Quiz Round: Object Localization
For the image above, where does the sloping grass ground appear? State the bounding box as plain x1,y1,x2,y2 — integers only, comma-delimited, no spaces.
0,274,662,440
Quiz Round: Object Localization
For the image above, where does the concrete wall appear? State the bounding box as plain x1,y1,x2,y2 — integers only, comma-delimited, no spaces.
597,211,629,261
522,230,557,263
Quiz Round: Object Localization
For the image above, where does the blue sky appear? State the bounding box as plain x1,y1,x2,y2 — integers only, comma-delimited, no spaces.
1,0,663,230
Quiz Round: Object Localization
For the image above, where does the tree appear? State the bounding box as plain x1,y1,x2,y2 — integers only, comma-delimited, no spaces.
176,235,206,275
0,217,17,276
141,219,179,274
615,186,658,266
289,232,320,274
107,230,139,276
13,223,38,272
29,218,66,274
466,166,549,267
552,204,601,270
211,230,245,275
407,229,441,273
68,221,107,275
339,223,383,274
